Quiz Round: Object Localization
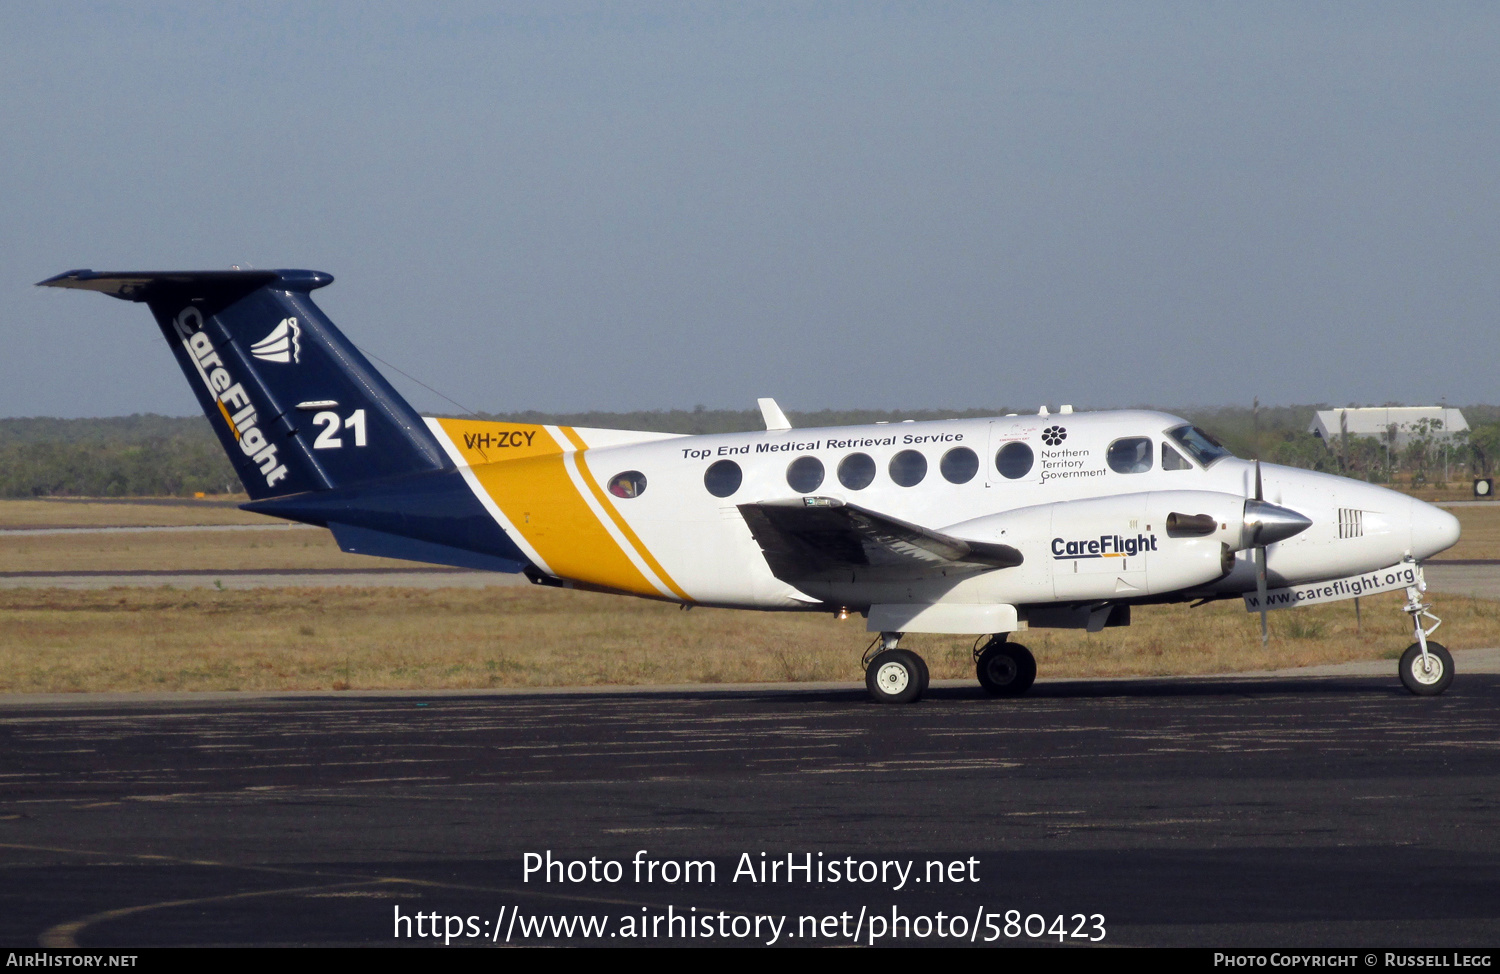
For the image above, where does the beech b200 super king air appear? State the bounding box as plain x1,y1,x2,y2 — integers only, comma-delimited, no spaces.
41,268,1464,703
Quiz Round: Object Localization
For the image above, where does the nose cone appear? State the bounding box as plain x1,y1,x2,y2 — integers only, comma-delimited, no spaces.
1410,499,1461,560
1243,499,1314,547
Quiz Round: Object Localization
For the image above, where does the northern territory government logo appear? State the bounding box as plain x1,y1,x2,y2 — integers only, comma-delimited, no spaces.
251,317,301,364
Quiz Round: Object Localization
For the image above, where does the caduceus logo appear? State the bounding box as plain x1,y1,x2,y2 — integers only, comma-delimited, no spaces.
1041,425,1067,446
250,317,301,364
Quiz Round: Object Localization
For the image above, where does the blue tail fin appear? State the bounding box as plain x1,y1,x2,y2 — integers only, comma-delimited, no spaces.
42,267,531,573
39,268,447,499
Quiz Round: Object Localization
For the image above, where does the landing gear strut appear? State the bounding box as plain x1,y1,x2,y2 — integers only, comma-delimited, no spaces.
1400,564,1453,696
974,635,1036,697
864,631,929,704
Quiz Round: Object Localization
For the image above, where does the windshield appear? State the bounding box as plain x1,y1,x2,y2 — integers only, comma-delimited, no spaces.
1167,424,1234,467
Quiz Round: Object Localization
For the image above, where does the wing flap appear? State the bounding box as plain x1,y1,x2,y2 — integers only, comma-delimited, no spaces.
737,498,1022,583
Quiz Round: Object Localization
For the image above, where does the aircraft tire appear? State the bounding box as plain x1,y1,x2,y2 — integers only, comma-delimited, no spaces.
976,642,1036,697
1399,641,1454,696
866,650,926,704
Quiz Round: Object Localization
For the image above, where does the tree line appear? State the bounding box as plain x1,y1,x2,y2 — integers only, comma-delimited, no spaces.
0,417,240,497
2,406,1496,497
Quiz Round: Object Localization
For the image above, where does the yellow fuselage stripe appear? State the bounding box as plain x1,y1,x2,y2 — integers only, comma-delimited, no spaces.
557,426,693,602
433,419,661,598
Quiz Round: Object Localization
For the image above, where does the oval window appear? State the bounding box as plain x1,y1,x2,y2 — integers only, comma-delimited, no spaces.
940,447,978,484
888,450,927,487
995,441,1034,479
703,459,742,498
608,470,647,498
837,453,876,490
1107,437,1153,474
786,455,825,493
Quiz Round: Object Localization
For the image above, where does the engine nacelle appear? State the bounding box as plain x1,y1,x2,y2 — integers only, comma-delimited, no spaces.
942,491,1246,602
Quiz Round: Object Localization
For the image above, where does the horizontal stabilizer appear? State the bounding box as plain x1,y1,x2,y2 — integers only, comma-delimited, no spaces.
38,268,329,308
329,523,527,574
242,468,528,568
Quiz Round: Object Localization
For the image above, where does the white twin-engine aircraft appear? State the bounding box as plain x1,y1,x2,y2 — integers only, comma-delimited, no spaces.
42,268,1463,702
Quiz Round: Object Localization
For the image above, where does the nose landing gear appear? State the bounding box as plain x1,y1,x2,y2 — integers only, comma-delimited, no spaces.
1400,566,1453,696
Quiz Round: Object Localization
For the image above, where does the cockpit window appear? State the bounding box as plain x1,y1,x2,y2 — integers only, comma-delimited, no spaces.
1162,442,1193,470
1167,424,1233,467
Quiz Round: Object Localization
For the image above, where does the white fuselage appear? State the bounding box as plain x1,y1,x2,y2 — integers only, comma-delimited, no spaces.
428,409,1460,623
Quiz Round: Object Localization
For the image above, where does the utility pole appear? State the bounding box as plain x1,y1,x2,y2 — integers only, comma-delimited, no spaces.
1340,409,1349,476
1441,397,1450,483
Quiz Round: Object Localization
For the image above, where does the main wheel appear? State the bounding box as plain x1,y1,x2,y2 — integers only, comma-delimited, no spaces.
913,652,931,695
866,649,927,704
1399,641,1454,696
976,641,1037,697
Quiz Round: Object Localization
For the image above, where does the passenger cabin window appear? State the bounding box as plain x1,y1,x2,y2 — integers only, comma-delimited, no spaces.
940,447,979,484
703,459,742,498
1107,437,1153,474
1167,424,1233,467
1162,443,1193,470
787,455,825,493
994,442,1034,480
889,450,927,487
838,453,876,490
608,470,647,498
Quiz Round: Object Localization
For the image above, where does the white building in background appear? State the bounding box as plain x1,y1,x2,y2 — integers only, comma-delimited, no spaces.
1308,407,1469,450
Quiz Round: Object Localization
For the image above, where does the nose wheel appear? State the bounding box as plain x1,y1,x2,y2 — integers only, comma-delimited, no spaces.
975,637,1036,696
1400,641,1453,696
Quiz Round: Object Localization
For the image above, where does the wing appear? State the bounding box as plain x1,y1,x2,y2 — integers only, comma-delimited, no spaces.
737,498,1022,584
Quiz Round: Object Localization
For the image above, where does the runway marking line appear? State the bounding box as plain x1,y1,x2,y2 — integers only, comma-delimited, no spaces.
40,879,404,948
0,840,688,947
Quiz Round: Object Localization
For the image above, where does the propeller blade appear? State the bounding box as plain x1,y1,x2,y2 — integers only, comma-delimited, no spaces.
1254,458,1263,503
1255,544,1269,645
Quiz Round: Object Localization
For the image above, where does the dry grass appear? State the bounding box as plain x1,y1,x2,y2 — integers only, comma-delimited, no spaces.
0,497,261,529
3,585,1497,694
1444,504,1500,561
1400,482,1495,503
0,527,438,572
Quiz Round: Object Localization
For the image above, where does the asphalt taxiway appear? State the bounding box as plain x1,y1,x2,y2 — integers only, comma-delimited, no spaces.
2,662,1497,948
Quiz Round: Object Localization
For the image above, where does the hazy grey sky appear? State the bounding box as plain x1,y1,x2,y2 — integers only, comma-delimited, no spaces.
4,2,1497,418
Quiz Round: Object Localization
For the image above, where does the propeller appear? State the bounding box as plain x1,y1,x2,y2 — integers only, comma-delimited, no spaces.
1241,459,1314,645
1253,461,1268,644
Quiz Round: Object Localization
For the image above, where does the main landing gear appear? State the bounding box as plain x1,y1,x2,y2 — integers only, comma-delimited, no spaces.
1399,567,1453,696
861,632,1039,703
974,635,1036,697
864,632,929,704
